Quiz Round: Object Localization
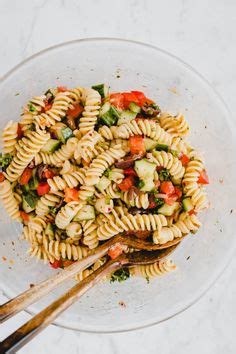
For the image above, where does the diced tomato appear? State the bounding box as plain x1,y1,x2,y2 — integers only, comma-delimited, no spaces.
156,166,163,172
57,86,67,92
110,93,125,109
131,91,147,106
64,187,79,202
180,154,190,166
148,201,157,209
44,103,52,111
20,210,29,222
165,195,178,205
155,179,161,188
129,135,146,156
17,123,23,139
19,167,33,185
67,103,84,118
37,182,50,196
160,181,175,195
174,186,182,199
0,172,5,182
50,260,62,269
108,243,123,260
122,92,139,108
198,170,209,184
62,260,75,267
117,176,135,191
123,168,137,177
44,169,55,179
189,209,197,216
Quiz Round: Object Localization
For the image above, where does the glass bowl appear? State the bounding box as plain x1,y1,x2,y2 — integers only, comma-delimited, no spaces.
0,38,235,333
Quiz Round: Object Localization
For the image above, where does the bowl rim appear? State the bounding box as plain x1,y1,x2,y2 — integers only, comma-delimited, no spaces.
0,37,235,333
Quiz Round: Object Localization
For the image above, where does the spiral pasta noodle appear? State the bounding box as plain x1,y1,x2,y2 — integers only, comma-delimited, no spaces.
5,128,50,181
47,168,86,192
0,180,20,220
133,258,177,278
82,220,99,249
35,191,63,216
159,113,189,137
55,201,82,229
147,151,185,180
2,120,18,154
85,144,126,186
121,191,149,209
79,88,101,135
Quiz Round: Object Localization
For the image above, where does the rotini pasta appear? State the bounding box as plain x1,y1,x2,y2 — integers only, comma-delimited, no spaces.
0,180,20,220
47,168,86,191
79,88,101,135
159,112,189,137
133,258,177,278
2,120,18,154
147,150,185,180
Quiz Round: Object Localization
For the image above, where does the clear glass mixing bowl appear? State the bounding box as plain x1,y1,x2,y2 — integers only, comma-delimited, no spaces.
0,38,235,333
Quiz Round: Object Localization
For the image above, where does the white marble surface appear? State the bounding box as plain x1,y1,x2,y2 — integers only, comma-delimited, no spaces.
0,0,236,353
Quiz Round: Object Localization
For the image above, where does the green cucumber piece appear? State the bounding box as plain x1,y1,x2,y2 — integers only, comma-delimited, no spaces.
129,102,141,113
117,110,137,125
134,159,156,192
73,205,95,222
99,103,120,126
41,139,61,153
92,84,109,98
60,127,73,143
22,194,37,213
21,184,30,194
144,138,158,151
29,176,39,190
96,176,111,192
158,202,180,216
155,144,169,152
182,198,194,212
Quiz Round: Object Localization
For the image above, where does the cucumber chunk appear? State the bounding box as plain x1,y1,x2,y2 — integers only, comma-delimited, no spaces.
99,103,120,126
135,159,156,192
158,202,180,216
96,176,111,192
144,138,158,151
117,110,137,125
41,139,61,153
182,198,194,212
22,194,37,213
156,144,169,152
21,184,30,194
73,205,95,222
60,127,73,143
92,84,109,98
129,102,141,113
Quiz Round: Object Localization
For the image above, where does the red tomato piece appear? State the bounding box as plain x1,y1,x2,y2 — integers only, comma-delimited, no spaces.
110,93,125,109
122,92,139,108
131,91,147,106
64,187,79,202
50,260,62,269
198,170,209,184
44,169,55,179
108,243,123,260
20,210,29,222
57,86,67,92
174,186,182,199
165,195,178,205
67,103,84,118
129,135,146,156
180,154,190,166
37,182,50,196
0,172,5,182
17,123,23,139
123,168,137,177
160,181,175,195
19,167,33,185
117,176,135,191
189,209,197,216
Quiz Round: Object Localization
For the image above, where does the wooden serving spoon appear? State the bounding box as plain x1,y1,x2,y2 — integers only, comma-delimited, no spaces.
0,245,177,353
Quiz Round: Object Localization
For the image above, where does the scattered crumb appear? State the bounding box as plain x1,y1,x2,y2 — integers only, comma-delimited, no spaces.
11,241,14,246
136,72,140,76
9,259,14,265
29,283,34,288
230,209,234,214
168,87,178,95
205,125,207,129
56,76,60,80
187,256,191,260
90,68,94,71
14,93,20,96
142,85,147,88
219,178,224,184
219,229,222,233
3,242,5,246
118,301,126,308
116,75,120,78
8,267,12,270
2,256,7,261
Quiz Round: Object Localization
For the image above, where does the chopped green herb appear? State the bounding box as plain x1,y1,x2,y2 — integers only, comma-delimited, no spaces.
159,169,170,181
50,206,58,215
153,198,165,208
137,180,145,189
104,169,111,178
0,153,13,171
142,102,161,117
110,268,130,283
14,93,20,96
28,103,37,112
170,149,179,157
146,276,150,284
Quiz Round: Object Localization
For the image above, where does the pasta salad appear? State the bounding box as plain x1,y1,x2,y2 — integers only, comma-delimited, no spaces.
0,85,209,281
